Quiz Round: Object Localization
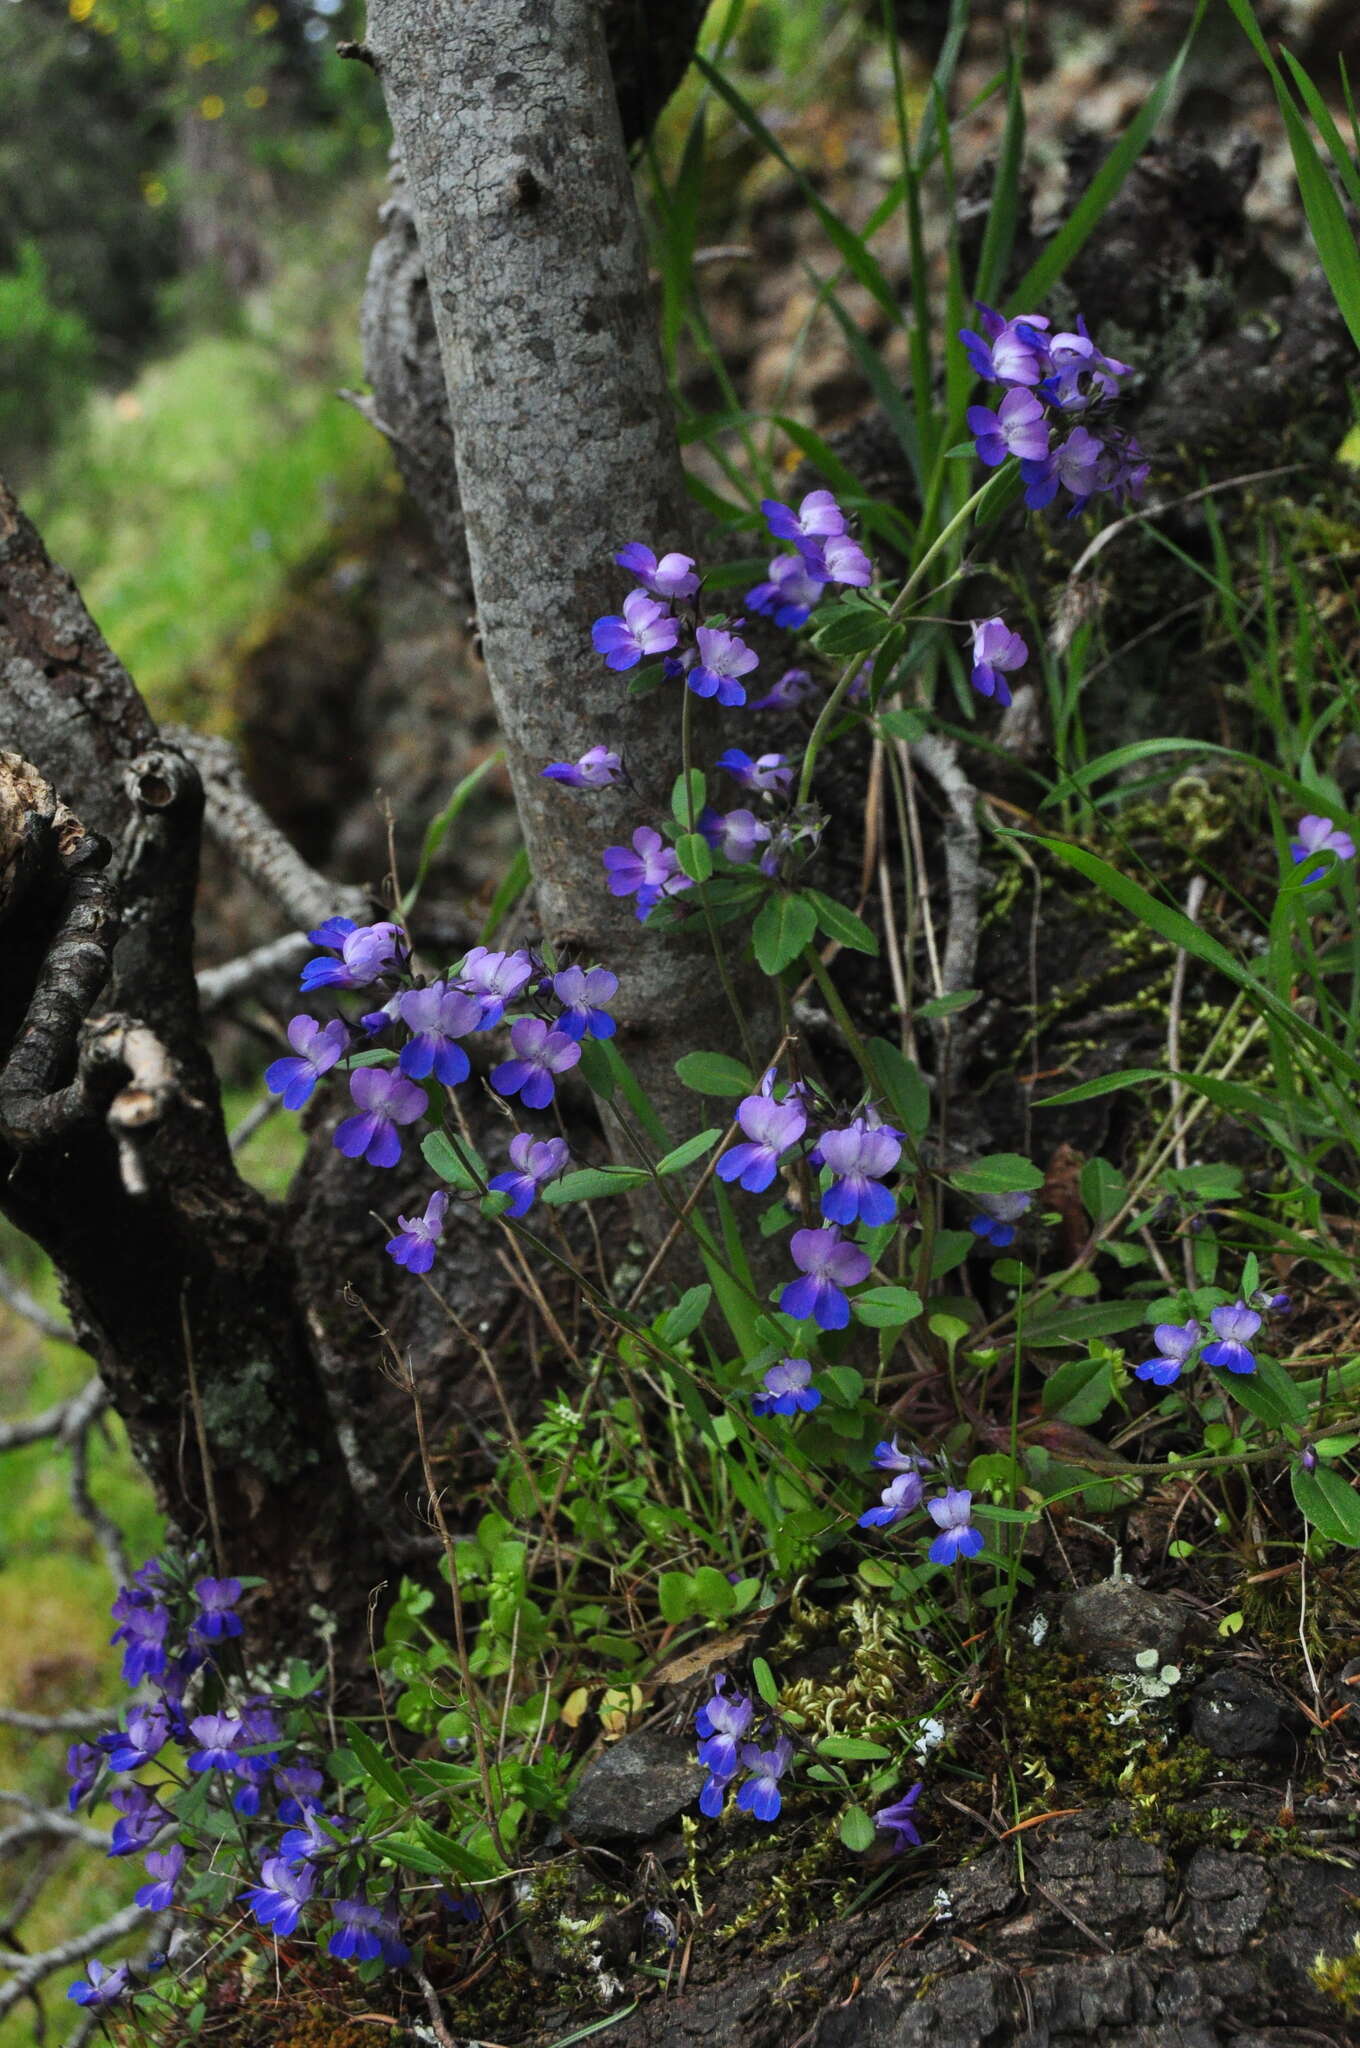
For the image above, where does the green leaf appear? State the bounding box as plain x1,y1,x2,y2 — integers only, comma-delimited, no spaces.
877,707,927,743
1080,1157,1127,1227
852,1286,924,1328
804,888,878,955
817,1736,892,1761
1292,1464,1360,1546
422,1128,481,1192
811,603,893,658
657,1572,694,1625
1222,1359,1307,1431
541,1166,651,1204
1009,1,1208,308
655,1128,721,1176
660,1286,712,1345
866,1035,931,1137
675,832,714,884
953,1153,1044,1195
1023,1301,1149,1344
675,1050,754,1097
752,1656,780,1708
929,1229,976,1278
914,988,980,1020
752,892,818,976
481,843,531,945
839,1805,878,1852
671,769,707,829
346,1721,408,1806
401,751,504,916
690,1566,737,1619
1041,1354,1116,1426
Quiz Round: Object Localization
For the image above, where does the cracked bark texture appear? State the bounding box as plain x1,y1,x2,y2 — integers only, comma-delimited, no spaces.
0,479,383,1633
365,0,767,1146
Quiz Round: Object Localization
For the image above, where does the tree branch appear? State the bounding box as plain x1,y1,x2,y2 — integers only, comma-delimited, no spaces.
0,1265,75,1346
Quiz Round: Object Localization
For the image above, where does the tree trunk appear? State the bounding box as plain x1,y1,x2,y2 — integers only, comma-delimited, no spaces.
365,0,771,1147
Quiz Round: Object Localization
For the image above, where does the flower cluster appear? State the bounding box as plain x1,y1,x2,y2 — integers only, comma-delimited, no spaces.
962,304,1146,515
693,1677,795,1821
266,928,615,1268
856,1439,983,1564
66,1553,424,2014
1290,813,1356,882
1131,1291,1289,1386
548,501,873,920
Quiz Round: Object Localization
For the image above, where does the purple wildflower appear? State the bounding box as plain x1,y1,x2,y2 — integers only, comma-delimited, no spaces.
386,1190,449,1274
969,617,1028,706
752,1357,821,1417
491,1017,581,1110
818,1117,902,1228
100,1703,169,1773
926,1488,983,1565
187,1712,244,1774
1133,1320,1200,1387
858,1467,925,1530
1043,319,1130,408
551,965,618,1041
241,1853,316,1936
300,919,403,993
191,1575,243,1643
745,553,823,629
396,983,482,1086
1202,1301,1262,1376
968,1190,1032,1249
109,1784,171,1856
780,1225,872,1331
762,489,847,545
67,1742,101,1811
690,625,759,707
275,1765,326,1823
488,1134,570,1218
796,528,873,588
872,1436,931,1475
109,1587,169,1687
592,588,680,670
698,805,771,865
1290,814,1356,882
960,304,1051,386
873,1781,924,1852
68,1959,131,2008
749,666,818,712
1021,423,1109,511
136,1843,186,1911
541,745,624,789
333,1066,427,1169
735,1735,794,1822
967,387,1049,467
696,1676,754,1789
715,1077,807,1194
715,748,795,796
328,1897,411,1968
279,1807,346,1864
602,826,692,920
615,541,700,601
265,1015,348,1111
457,945,535,1028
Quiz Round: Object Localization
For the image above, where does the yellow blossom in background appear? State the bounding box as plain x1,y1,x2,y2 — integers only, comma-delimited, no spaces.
245,85,268,109
140,174,168,207
199,94,225,121
253,4,278,27
68,0,95,20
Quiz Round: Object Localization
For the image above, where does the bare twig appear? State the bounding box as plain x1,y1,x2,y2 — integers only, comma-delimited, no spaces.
67,1401,130,1588
166,726,370,934
0,1901,149,2018
1167,873,1207,1287
197,933,311,1012
0,1704,115,1735
0,1267,75,1347
0,1809,109,1858
228,1092,283,1154
0,1374,104,1454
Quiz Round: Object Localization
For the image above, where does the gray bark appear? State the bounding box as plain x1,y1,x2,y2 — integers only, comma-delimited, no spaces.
366,0,770,1146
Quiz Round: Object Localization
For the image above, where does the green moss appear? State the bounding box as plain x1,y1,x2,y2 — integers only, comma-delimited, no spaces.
1005,1648,1212,1805
1311,1936,1360,2017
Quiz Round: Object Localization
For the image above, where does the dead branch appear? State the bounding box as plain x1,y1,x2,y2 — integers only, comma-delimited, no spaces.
167,724,371,934
0,1901,149,2019
197,931,310,1012
0,1372,105,1453
0,1704,115,1734
0,1266,75,1346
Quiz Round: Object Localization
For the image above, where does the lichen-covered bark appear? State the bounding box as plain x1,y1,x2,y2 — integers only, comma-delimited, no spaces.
366,0,767,1144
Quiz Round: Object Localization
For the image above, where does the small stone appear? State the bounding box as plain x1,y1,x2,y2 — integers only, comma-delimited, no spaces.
1190,1669,1302,1759
1061,1578,1189,1675
564,1726,706,1842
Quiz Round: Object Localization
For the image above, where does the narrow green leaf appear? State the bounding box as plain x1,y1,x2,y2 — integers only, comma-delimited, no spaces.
805,887,878,954
676,831,714,883
660,1286,712,1344
481,843,531,945
1292,1464,1360,1545
422,1129,481,1192
541,1166,651,1204
655,1128,721,1177
852,1286,923,1328
817,1736,892,1761
839,1805,878,1852
752,1656,780,1708
671,769,707,828
953,1153,1044,1195
867,1035,931,1137
402,751,504,916
346,1721,408,1806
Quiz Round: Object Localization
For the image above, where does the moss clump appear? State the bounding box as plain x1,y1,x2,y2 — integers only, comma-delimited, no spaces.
1310,1935,1360,2018
1005,1648,1211,1803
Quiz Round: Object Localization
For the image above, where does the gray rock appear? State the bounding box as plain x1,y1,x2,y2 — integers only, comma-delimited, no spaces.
564,1726,706,1842
1191,1669,1304,1759
1062,1578,1189,1675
